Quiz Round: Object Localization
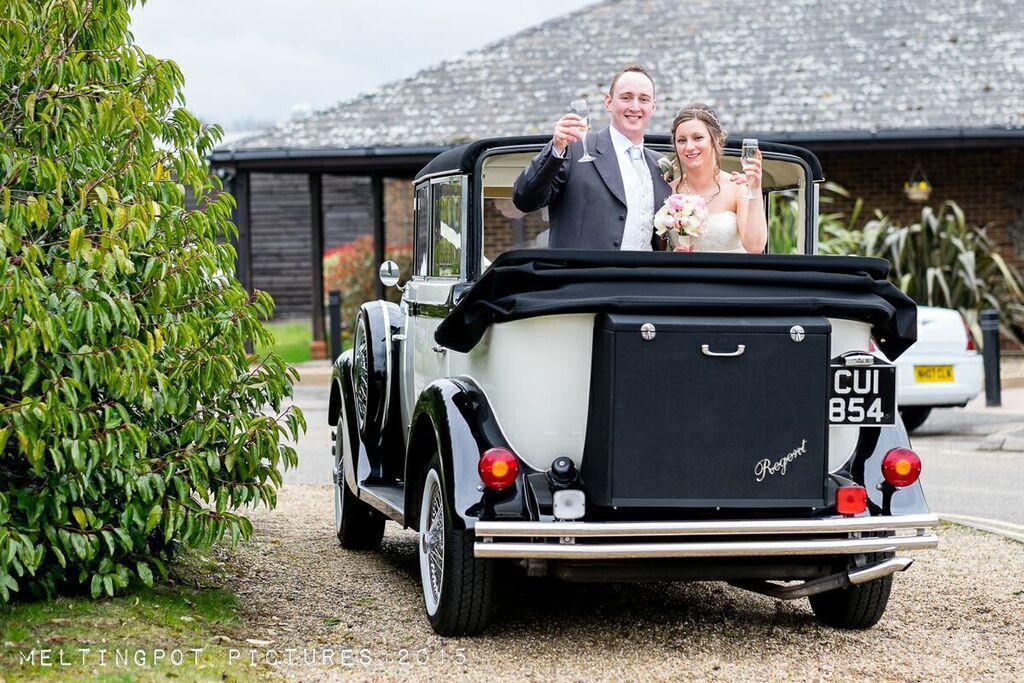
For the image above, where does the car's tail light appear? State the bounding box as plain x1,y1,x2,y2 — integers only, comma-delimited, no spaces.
960,313,978,352
882,448,922,488
868,337,878,352
836,486,867,515
479,448,519,491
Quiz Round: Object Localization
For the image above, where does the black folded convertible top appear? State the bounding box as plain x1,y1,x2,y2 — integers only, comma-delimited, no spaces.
434,250,917,358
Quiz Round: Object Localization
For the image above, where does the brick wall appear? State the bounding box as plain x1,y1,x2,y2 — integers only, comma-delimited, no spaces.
817,148,1024,271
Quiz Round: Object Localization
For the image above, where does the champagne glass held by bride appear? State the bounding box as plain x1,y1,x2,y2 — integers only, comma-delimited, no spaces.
741,138,758,200
569,99,595,162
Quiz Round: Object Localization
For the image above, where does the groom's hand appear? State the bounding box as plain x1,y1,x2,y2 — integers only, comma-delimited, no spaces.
552,114,587,155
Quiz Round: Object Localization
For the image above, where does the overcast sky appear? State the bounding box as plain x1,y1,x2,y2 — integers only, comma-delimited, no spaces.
131,0,596,131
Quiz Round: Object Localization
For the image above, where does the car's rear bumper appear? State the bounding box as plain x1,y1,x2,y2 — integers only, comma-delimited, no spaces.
896,353,983,407
473,513,939,560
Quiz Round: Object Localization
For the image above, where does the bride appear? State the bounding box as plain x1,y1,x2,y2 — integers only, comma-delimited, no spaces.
665,104,767,253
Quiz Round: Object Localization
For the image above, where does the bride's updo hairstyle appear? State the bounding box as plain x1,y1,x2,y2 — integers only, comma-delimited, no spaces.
671,103,728,177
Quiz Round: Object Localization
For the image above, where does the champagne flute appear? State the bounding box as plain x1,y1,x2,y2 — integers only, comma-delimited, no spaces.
569,99,595,163
741,138,759,200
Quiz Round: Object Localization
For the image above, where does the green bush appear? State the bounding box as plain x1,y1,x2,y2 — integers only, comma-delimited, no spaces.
0,1,303,601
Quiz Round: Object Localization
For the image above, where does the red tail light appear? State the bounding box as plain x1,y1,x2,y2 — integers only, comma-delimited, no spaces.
882,448,922,488
960,313,977,352
836,486,867,515
478,448,519,491
868,338,878,352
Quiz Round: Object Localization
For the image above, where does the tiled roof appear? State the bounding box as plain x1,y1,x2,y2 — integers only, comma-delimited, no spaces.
224,0,1024,151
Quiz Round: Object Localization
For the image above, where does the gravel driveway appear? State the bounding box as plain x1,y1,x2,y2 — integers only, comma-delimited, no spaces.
222,484,1024,681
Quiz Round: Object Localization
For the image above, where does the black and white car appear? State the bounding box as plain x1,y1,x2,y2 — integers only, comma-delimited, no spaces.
329,136,938,636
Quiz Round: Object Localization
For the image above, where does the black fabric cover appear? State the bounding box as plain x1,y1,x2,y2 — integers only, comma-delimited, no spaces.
434,250,917,358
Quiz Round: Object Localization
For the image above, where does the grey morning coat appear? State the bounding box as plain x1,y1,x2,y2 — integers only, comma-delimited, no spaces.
512,126,673,250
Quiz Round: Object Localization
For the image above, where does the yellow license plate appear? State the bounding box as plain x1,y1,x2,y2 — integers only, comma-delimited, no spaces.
914,365,954,383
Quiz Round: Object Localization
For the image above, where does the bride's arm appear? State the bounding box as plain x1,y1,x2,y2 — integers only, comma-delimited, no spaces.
731,154,768,253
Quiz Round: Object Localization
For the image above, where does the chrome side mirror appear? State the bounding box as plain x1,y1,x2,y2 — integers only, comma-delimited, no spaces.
379,260,403,290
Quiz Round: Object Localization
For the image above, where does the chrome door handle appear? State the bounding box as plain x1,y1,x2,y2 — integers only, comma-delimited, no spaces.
392,334,406,341
701,344,746,357
432,345,447,354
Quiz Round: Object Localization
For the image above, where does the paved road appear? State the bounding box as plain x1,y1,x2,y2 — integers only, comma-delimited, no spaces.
283,363,1024,526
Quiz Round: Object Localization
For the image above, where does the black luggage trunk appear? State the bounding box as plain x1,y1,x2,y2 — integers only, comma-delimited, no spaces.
581,314,830,508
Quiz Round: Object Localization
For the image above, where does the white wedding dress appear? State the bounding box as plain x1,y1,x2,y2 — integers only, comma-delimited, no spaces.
692,211,746,253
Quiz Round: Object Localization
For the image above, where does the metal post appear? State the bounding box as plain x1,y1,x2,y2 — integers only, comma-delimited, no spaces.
981,309,1001,407
328,290,342,362
309,172,326,359
371,174,386,301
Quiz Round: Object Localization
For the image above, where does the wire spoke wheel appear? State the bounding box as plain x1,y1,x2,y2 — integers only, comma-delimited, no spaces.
419,469,445,614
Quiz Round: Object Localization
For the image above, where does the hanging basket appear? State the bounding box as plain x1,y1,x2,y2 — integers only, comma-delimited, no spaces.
904,162,932,203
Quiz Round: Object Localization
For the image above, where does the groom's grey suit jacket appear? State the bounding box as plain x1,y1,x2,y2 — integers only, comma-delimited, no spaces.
512,127,673,249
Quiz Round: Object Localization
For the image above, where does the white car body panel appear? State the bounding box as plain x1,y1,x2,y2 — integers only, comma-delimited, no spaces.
404,298,875,474
894,306,983,408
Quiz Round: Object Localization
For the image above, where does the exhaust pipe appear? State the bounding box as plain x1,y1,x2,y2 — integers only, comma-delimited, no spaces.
731,556,914,601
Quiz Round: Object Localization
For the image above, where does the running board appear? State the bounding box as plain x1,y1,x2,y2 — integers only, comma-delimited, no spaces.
358,484,405,525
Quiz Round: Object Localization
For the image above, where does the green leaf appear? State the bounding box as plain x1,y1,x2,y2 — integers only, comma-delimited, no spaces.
144,504,162,533
136,561,153,588
72,507,88,529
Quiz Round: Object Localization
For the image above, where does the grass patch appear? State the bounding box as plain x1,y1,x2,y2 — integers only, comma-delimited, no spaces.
0,553,266,682
255,321,311,365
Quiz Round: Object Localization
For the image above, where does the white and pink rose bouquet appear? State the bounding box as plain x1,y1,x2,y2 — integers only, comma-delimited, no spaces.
653,193,709,250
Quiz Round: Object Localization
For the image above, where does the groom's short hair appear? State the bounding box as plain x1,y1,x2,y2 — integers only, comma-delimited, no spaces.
608,64,656,98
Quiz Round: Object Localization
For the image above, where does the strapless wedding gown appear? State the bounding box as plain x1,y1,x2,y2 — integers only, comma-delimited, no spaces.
693,211,746,253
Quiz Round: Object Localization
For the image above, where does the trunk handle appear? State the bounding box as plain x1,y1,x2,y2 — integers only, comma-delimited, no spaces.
701,344,746,357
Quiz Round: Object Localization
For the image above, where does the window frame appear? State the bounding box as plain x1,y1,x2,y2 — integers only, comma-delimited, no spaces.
412,174,469,282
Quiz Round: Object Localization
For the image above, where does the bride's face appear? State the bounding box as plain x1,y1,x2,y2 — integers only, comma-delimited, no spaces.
674,119,715,174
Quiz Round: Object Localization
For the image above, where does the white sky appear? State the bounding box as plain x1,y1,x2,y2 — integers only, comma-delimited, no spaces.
131,0,596,131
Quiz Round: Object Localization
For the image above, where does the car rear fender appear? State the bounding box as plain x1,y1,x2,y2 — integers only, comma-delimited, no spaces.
404,377,534,530
842,420,930,515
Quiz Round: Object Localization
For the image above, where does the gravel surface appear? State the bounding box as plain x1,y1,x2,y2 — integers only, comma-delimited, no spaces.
221,484,1024,682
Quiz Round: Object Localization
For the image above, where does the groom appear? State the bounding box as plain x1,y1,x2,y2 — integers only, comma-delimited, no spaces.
513,64,672,250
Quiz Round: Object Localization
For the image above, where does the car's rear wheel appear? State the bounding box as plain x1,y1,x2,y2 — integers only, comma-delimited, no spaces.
899,406,932,433
418,454,493,636
808,553,893,629
333,419,385,550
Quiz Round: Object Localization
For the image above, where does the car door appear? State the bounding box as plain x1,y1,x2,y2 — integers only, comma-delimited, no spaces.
401,176,467,436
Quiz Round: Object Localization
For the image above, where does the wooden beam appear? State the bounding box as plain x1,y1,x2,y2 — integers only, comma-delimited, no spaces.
309,172,326,350
371,173,386,301
229,169,252,292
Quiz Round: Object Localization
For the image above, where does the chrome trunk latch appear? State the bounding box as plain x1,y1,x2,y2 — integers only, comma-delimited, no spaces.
640,323,656,341
790,325,806,342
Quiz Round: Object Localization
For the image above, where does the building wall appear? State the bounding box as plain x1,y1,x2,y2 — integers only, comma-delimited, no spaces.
817,147,1024,270
250,173,373,318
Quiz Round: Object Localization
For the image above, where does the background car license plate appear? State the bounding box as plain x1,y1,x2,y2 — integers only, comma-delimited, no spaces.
829,362,896,425
915,365,954,383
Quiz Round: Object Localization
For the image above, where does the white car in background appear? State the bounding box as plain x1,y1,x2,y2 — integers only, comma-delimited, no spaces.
893,306,984,432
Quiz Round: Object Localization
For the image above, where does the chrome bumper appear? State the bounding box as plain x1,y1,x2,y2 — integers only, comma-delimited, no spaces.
474,514,939,560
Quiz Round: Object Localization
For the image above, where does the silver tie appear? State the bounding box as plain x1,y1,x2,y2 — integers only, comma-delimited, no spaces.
628,145,647,181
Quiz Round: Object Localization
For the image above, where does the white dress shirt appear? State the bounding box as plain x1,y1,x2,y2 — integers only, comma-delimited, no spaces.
608,125,655,251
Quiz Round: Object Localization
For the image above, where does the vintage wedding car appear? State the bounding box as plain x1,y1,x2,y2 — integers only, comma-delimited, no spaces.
328,135,938,635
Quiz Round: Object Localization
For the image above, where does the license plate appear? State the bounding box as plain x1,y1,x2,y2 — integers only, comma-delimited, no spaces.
915,365,954,383
829,359,896,425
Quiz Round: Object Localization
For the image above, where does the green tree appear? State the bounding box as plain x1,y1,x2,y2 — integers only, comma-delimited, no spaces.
0,0,303,601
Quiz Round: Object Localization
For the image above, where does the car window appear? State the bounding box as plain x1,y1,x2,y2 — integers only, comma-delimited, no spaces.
414,184,430,276
430,178,463,278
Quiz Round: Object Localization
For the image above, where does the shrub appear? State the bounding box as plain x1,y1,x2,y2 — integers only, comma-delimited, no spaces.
0,1,303,601
322,236,412,346
769,185,1024,346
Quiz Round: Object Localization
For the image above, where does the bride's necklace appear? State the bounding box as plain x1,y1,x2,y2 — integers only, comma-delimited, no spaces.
681,174,720,204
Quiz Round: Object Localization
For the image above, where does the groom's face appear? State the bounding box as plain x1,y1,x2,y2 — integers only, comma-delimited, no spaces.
604,72,656,142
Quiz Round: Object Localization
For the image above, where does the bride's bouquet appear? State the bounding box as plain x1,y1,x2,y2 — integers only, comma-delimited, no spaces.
653,193,710,250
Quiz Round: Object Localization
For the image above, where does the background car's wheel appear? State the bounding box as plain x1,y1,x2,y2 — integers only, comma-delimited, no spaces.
808,553,893,629
418,454,494,636
333,418,385,550
899,406,932,433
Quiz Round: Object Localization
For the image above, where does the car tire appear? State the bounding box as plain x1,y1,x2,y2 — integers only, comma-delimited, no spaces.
808,553,893,629
899,406,932,433
418,454,494,636
333,418,385,550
